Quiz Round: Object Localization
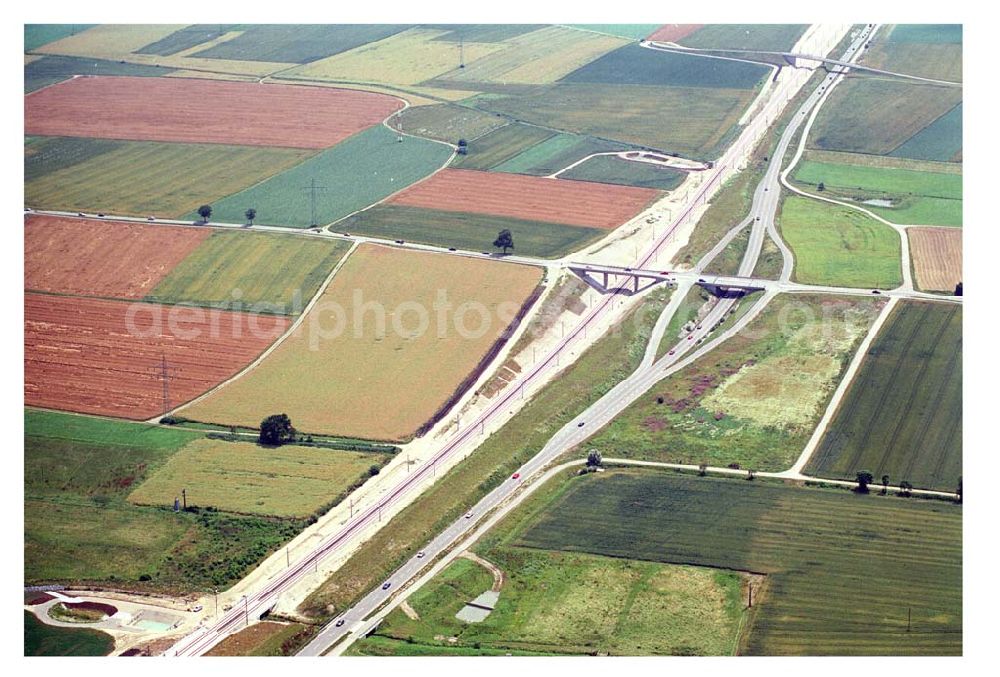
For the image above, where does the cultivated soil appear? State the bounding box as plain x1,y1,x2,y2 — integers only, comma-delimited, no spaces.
908,226,962,291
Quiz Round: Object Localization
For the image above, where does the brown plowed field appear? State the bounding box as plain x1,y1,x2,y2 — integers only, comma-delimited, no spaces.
24,76,403,149
25,215,209,299
24,293,290,420
647,25,704,42
908,227,962,291
387,168,659,229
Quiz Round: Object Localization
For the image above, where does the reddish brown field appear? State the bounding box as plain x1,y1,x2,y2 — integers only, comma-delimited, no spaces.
24,76,403,149
25,293,290,420
25,215,209,299
909,227,963,292
647,24,704,42
387,168,659,229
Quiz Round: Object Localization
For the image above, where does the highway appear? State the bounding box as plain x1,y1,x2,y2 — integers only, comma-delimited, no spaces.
296,24,884,657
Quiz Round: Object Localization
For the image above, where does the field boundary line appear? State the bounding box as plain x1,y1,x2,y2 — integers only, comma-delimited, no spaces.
159,240,361,423
781,295,898,475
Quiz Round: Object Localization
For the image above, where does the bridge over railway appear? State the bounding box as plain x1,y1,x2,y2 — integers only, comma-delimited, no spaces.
567,263,767,298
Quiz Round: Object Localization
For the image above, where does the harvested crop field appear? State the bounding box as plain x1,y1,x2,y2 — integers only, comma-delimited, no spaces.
25,136,314,217
24,76,402,149
647,24,703,42
908,227,963,291
129,438,385,517
180,244,542,441
25,216,209,299
518,470,961,655
806,301,962,491
387,168,658,229
24,293,289,420
32,24,183,59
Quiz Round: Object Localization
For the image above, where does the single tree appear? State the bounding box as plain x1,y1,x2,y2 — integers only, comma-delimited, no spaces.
881,474,890,495
259,413,295,446
899,480,913,497
197,204,213,223
493,228,514,254
245,208,257,226
817,181,825,192
954,281,963,296
698,462,708,477
368,465,381,477
746,469,756,481
856,470,874,493
586,449,603,468
956,476,962,503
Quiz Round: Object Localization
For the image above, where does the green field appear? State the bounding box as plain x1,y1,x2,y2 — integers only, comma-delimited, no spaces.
24,611,114,656
588,294,880,471
198,125,452,228
300,287,675,617
891,104,963,163
135,24,241,56
780,196,902,288
476,83,754,160
561,155,686,190
680,24,808,51
128,438,386,518
24,24,96,52
563,43,770,89
806,301,962,492
391,103,507,143
450,123,555,170
24,409,308,589
24,54,173,92
491,133,627,176
146,231,350,313
751,233,783,279
337,205,605,258
703,226,750,276
517,470,962,655
888,24,962,44
793,157,962,226
564,25,662,40
191,24,410,63
425,25,546,43
809,79,962,160
356,550,746,656
25,137,313,217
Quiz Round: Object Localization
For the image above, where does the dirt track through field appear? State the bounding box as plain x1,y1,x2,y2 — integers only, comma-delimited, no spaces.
387,168,659,229
25,215,209,298
24,293,289,420
24,76,403,149
908,227,962,291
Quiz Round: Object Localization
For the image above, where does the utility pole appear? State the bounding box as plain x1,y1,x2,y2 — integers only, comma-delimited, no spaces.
459,34,465,68
907,607,912,632
149,353,178,419
302,177,329,227
182,488,187,510
286,547,290,568
748,582,753,608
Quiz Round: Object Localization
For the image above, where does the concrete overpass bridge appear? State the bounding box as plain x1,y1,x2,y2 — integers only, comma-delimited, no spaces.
567,263,767,298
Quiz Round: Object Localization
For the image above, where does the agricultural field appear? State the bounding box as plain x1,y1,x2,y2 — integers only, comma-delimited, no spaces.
807,79,962,161
24,409,308,589
180,244,542,441
287,28,504,86
560,156,687,190
516,470,961,655
194,24,411,64
779,196,902,288
146,231,351,313
390,103,507,144
24,293,289,420
863,24,962,83
433,26,628,86
356,550,746,656
338,205,605,258
646,25,703,42
25,76,402,149
128,438,387,518
792,152,962,226
200,125,452,228
565,25,663,41
476,83,755,160
563,43,770,90
32,24,183,59
24,24,96,52
135,24,242,56
678,24,809,51
491,133,628,176
24,54,172,93
25,216,209,299
806,301,962,491
25,137,314,217
908,228,963,292
298,287,675,617
387,168,659,229
588,294,882,471
450,123,556,171
24,611,114,657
